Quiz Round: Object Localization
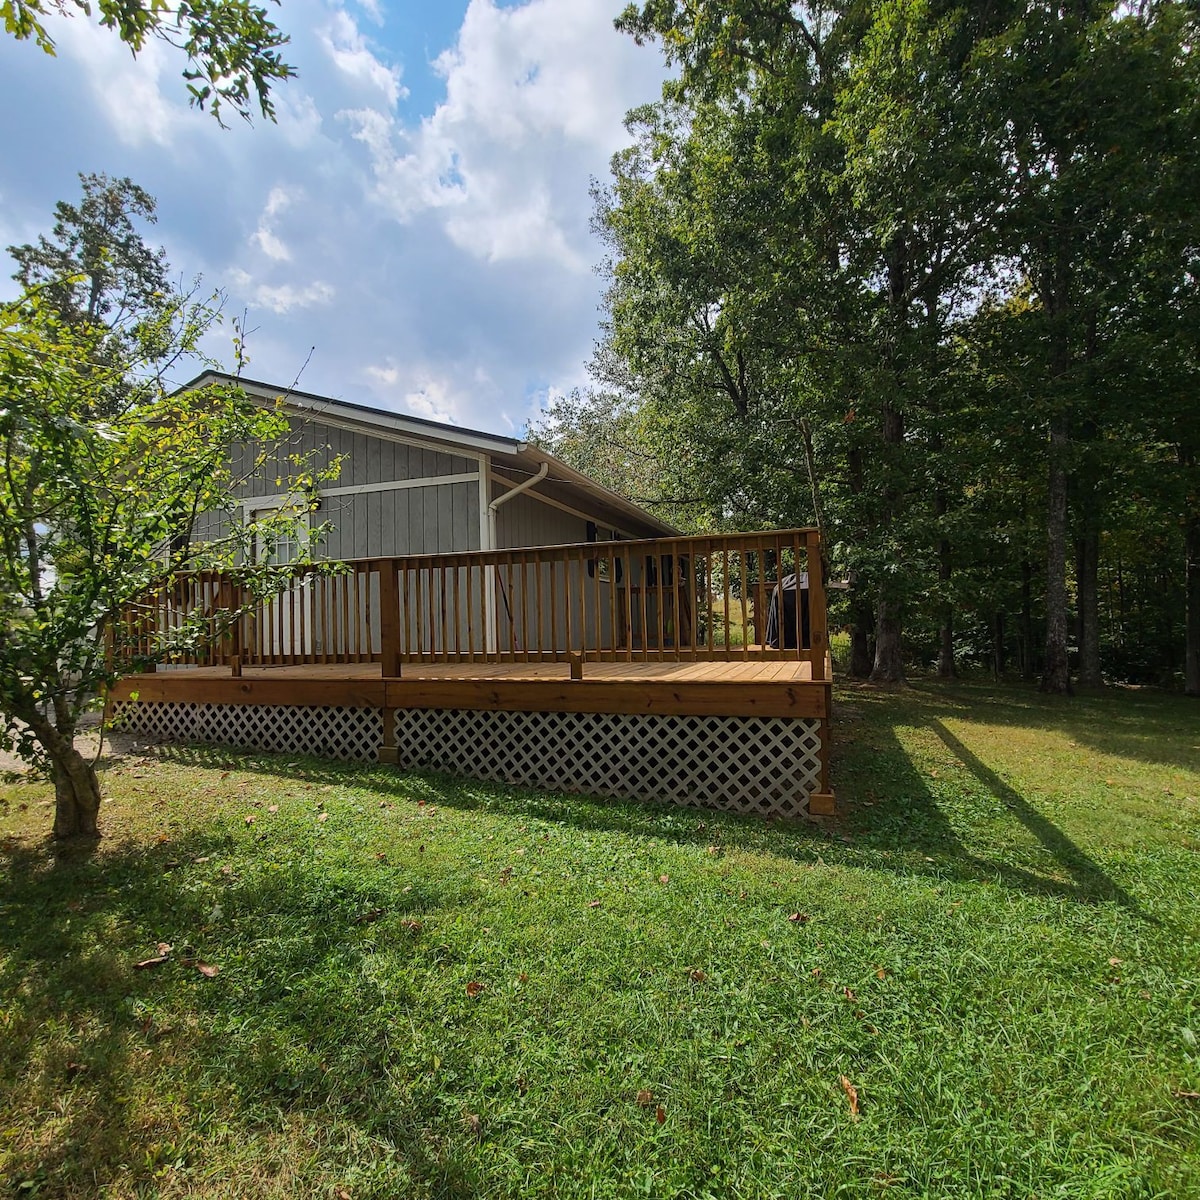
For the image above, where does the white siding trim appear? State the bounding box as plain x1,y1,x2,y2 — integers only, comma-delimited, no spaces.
239,471,480,515
279,405,495,462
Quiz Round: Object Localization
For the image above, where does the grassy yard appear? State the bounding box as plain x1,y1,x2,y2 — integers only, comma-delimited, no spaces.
1,681,1198,1198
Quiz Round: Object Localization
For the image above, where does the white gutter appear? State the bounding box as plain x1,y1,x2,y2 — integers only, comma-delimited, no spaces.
487,460,549,547
484,460,549,654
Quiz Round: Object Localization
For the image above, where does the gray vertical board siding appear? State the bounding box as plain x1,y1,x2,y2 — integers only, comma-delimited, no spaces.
304,482,482,610
233,417,479,499
491,486,590,550
190,509,231,546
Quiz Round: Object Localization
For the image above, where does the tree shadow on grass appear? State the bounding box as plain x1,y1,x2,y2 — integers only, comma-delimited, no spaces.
138,734,1139,915
0,834,488,1198
927,718,1138,910
906,678,1200,774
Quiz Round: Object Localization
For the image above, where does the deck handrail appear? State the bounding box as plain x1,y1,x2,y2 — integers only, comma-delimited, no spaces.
115,528,828,680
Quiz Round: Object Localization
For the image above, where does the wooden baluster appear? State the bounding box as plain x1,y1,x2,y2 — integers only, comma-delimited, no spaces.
466,560,477,662
537,549,547,662
628,544,638,667
548,552,559,661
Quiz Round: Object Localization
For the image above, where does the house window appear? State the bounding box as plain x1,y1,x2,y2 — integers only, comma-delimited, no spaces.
251,505,310,566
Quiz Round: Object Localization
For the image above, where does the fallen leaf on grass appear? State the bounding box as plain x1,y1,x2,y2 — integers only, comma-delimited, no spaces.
843,987,857,1003
464,1113,482,1137
788,912,810,924
65,1061,87,1078
268,804,279,814
636,1089,653,1107
1108,957,1123,967
195,962,220,978
876,967,889,980
156,942,172,956
689,969,708,983
466,980,484,998
839,1075,860,1119
353,909,385,925
656,1105,666,1124
317,812,329,824
244,815,255,825
587,900,601,908
1172,1089,1200,1100
400,919,422,933
659,874,670,884
133,955,170,970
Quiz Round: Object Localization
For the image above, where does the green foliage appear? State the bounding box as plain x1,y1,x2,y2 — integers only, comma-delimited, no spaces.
0,289,320,772
0,0,293,122
1,681,1197,1194
547,0,1200,687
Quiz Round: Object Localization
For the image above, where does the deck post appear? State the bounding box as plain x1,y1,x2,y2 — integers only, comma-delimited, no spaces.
806,530,827,682
378,559,403,678
569,652,584,680
378,707,399,765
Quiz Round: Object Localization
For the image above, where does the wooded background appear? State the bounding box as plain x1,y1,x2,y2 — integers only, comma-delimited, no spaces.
536,0,1200,695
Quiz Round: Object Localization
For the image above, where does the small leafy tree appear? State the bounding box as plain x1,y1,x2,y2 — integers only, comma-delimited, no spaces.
0,285,327,838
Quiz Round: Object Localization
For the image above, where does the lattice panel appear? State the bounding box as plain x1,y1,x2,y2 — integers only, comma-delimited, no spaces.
109,701,381,762
392,709,823,818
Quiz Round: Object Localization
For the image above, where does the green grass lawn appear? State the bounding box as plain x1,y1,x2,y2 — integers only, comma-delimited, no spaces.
1,681,1198,1198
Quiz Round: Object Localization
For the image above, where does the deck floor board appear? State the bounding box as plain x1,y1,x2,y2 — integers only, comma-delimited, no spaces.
153,659,817,685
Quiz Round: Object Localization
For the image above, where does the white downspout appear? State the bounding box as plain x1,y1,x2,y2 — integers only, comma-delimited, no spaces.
485,460,549,654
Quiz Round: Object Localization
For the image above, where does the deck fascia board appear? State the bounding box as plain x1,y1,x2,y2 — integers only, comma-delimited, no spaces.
108,672,829,720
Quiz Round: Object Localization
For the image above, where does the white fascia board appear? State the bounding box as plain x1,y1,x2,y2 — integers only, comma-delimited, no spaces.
215,375,515,460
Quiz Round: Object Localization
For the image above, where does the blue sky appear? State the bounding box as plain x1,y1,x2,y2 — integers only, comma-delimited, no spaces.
0,0,666,433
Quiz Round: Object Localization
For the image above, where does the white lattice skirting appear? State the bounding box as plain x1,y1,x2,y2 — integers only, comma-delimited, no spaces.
107,701,823,817
394,709,822,819
108,701,382,762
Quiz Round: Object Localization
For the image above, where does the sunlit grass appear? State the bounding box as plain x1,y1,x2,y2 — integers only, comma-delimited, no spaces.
1,680,1197,1197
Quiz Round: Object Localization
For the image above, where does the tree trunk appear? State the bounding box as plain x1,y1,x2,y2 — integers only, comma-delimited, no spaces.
849,592,874,678
936,533,954,678
870,391,906,685
871,596,905,683
1187,505,1200,697
1041,416,1072,694
1020,558,1035,680
993,611,1006,678
28,714,102,839
1076,525,1102,688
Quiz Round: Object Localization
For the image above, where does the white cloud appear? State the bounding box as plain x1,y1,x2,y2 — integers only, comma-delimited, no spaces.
320,9,406,109
364,361,463,423
52,15,183,148
252,186,296,261
345,0,664,271
231,270,335,314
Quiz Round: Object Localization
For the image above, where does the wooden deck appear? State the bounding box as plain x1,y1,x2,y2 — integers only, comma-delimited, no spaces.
108,657,829,720
108,531,835,814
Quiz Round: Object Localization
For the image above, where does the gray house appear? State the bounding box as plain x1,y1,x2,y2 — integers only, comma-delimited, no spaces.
117,373,833,821
191,371,673,560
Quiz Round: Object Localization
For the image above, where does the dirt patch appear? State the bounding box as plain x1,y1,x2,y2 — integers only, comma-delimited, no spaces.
0,713,147,778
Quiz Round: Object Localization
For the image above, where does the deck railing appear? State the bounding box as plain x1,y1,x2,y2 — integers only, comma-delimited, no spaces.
116,528,828,681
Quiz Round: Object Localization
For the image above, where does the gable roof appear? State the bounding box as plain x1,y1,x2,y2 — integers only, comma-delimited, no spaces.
181,371,676,540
